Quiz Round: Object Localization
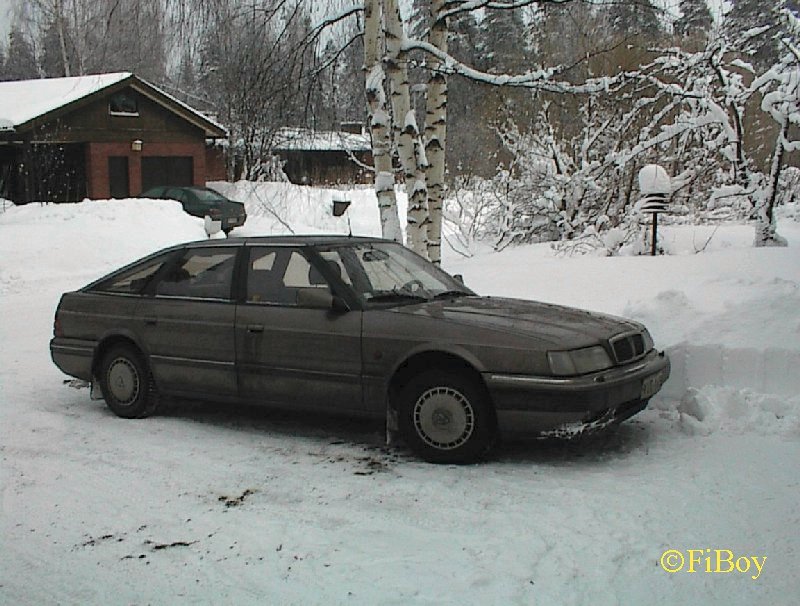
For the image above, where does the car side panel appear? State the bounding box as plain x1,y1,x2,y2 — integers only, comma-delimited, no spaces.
235,304,364,412
50,292,143,380
138,297,237,396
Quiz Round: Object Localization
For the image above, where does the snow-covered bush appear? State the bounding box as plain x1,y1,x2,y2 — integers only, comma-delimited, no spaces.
484,6,798,254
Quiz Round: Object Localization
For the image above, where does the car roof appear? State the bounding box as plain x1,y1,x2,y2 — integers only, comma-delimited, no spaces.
183,234,392,248
79,235,394,292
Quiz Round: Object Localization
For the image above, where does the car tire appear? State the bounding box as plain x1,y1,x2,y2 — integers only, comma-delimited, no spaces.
397,370,496,463
99,344,159,419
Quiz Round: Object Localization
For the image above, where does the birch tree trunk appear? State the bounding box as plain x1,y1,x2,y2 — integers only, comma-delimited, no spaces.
384,0,429,256
365,0,403,243
424,0,448,265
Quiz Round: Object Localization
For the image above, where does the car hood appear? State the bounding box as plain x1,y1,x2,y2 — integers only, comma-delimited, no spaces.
393,296,641,349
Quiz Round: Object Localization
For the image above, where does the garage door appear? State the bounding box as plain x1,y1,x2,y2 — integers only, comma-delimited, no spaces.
141,156,194,191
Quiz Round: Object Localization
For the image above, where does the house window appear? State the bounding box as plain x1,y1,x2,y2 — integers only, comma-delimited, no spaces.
109,93,139,116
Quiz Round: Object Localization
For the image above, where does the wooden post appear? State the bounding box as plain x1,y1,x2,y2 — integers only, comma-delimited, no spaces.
651,212,658,256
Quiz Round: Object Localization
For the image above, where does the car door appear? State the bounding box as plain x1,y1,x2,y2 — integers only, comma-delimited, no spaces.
235,245,364,412
139,245,239,398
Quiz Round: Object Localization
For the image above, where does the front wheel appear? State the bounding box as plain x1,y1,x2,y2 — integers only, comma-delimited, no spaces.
99,344,158,418
397,370,496,463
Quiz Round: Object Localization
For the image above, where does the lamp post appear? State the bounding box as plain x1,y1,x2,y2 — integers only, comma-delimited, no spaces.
332,193,352,237
637,164,671,256
332,193,351,217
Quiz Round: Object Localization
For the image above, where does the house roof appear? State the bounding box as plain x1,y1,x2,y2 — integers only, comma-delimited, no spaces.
273,127,371,153
0,72,226,137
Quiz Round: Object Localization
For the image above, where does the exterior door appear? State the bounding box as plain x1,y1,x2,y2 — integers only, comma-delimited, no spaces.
141,156,194,191
140,246,238,397
108,156,129,198
235,246,363,412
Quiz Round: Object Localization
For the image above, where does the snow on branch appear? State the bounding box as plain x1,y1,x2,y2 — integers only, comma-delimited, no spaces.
438,0,545,21
402,38,620,94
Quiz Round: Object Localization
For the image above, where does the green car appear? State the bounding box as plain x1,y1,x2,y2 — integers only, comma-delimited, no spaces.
141,186,247,235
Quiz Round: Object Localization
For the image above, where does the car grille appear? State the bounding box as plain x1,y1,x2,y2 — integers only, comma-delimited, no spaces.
609,332,646,364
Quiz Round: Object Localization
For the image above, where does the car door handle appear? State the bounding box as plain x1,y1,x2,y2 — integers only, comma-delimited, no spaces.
144,317,157,326
247,324,264,334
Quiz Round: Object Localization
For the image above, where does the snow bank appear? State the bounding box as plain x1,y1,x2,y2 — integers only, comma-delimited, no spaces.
0,198,206,293
447,212,800,437
210,180,408,238
674,387,800,437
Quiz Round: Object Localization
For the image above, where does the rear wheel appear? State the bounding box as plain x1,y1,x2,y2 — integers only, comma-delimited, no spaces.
99,344,158,418
397,370,495,463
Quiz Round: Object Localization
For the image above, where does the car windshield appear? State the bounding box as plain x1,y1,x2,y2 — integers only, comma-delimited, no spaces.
318,242,474,307
192,188,227,204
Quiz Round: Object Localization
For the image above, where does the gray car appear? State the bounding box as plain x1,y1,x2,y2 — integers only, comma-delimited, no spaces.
50,236,670,463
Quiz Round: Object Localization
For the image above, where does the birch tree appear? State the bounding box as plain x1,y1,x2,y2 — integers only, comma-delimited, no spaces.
384,0,428,253
361,0,552,261
364,0,403,242
423,0,448,264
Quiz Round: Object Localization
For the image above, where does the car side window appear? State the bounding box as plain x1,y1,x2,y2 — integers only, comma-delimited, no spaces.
153,248,236,300
90,256,166,295
247,247,328,305
165,188,188,205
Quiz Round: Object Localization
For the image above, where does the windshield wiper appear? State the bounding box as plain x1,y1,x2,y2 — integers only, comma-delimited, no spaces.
368,289,429,303
433,290,470,300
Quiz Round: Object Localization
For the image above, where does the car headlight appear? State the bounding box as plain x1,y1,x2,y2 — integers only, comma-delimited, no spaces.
547,346,614,376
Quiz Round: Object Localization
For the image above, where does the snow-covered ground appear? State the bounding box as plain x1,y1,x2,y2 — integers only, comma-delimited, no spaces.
1,186,798,605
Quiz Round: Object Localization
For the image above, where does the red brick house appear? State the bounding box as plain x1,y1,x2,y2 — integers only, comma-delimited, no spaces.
0,72,227,203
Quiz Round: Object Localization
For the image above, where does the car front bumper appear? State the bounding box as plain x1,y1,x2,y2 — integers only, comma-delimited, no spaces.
483,349,670,435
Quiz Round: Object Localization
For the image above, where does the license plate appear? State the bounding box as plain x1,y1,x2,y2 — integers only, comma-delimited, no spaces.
227,218,237,225
640,370,666,399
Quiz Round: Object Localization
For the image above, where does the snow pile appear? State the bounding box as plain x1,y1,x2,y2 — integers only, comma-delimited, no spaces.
446,213,800,437
210,180,408,238
0,198,206,292
675,387,800,437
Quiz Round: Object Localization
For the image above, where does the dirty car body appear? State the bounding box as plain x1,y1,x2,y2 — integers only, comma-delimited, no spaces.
50,236,670,463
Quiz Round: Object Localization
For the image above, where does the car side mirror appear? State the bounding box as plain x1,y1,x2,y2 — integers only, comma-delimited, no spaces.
296,288,350,313
453,274,465,285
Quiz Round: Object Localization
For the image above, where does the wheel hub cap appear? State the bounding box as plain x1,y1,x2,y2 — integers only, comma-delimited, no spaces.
107,358,139,405
414,386,475,451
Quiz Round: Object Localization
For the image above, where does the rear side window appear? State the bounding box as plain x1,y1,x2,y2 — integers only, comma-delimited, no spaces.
90,257,166,295
165,188,189,204
153,248,237,300
246,247,328,305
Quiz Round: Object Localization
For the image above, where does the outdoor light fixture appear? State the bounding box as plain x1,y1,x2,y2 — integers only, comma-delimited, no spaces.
131,139,143,152
637,164,671,256
332,194,351,217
